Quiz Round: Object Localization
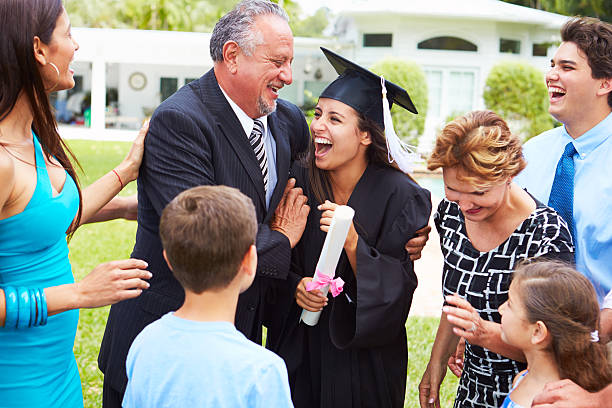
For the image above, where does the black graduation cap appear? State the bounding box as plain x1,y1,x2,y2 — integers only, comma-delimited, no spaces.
319,47,418,129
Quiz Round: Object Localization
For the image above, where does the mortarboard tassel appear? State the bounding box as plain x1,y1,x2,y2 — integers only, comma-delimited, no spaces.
380,76,420,174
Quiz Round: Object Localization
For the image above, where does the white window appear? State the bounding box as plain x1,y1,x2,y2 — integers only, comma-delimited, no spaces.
448,71,475,115
532,43,549,57
500,38,521,54
425,70,442,117
418,36,477,52
363,33,393,47
424,68,477,121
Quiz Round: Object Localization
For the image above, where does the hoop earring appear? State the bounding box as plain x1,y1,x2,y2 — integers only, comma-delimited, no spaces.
46,62,60,92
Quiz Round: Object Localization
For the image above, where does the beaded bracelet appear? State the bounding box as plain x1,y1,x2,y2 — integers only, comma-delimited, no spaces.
16,287,30,329
3,286,18,328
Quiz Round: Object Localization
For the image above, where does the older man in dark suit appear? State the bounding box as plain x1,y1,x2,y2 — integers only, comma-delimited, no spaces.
97,1,310,405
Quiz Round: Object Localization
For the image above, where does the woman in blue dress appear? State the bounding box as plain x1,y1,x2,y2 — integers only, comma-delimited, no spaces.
0,1,151,407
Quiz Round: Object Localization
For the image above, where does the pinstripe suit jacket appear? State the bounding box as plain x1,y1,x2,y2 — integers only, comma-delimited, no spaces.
98,69,310,394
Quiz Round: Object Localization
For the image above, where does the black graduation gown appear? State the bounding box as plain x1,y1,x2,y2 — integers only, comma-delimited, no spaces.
270,163,432,408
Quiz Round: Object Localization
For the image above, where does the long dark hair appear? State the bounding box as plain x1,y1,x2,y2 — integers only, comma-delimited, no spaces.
307,110,413,204
0,0,82,232
513,261,612,392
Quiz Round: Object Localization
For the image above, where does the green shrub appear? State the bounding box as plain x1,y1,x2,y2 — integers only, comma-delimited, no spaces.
483,61,554,140
370,59,428,146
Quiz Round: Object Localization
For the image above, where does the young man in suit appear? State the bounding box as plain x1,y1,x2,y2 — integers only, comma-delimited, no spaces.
98,1,310,405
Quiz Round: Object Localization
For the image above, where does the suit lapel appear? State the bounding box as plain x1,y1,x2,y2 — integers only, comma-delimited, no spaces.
202,70,266,207
266,112,290,222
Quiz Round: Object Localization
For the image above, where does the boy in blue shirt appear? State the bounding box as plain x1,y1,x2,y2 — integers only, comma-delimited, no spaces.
122,185,293,408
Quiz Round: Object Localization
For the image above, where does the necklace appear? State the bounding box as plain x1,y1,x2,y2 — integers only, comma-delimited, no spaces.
0,142,37,167
0,124,38,167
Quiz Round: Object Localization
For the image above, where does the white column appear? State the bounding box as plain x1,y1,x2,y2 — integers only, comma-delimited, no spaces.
90,59,106,131
297,79,305,106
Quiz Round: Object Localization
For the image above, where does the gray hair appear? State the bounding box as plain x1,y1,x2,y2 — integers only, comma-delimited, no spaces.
210,0,289,62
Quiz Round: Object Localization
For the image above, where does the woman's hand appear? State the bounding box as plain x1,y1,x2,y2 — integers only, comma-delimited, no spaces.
420,307,463,407
114,120,148,185
447,337,465,377
318,200,358,250
319,200,359,273
419,360,447,408
442,294,526,362
295,277,327,312
443,294,488,345
73,259,151,309
444,294,526,361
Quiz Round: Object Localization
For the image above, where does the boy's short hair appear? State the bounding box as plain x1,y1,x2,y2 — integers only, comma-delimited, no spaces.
159,185,257,293
561,16,612,108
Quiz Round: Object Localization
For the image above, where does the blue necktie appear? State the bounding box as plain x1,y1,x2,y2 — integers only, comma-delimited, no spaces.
548,142,577,239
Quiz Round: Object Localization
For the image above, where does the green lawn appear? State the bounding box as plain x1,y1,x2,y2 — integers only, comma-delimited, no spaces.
66,139,458,408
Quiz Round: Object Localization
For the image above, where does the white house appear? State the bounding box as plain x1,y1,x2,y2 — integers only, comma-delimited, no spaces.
61,0,568,146
60,28,342,139
333,0,568,149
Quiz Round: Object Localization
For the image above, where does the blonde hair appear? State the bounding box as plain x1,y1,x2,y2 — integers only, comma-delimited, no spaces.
513,261,611,392
427,111,526,188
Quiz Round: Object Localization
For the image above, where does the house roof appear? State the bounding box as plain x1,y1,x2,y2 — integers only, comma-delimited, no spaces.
72,27,337,65
341,0,568,28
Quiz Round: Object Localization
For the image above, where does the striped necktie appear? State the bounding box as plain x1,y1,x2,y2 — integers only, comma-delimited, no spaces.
249,119,268,194
548,141,577,240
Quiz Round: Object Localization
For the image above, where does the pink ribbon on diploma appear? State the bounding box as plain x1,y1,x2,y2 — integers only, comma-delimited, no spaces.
305,272,345,297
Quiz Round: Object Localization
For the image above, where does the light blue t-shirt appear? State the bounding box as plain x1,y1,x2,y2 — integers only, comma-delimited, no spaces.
123,313,293,408
515,112,612,303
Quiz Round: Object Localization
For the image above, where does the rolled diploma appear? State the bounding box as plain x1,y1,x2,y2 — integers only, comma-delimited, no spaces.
300,205,355,326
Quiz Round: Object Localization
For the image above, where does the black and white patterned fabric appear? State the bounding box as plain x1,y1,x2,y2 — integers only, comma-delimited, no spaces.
435,197,574,408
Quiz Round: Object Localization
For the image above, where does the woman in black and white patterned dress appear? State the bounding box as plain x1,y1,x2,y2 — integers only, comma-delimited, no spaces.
418,111,574,408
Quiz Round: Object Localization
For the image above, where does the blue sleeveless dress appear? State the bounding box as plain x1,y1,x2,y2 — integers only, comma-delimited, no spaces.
0,133,82,407
500,371,529,408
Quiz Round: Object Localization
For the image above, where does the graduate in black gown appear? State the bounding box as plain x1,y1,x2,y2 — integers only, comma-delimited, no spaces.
270,48,432,408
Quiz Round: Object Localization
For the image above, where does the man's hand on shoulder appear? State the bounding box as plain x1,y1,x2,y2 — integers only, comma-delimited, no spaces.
601,307,612,343
531,379,610,408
